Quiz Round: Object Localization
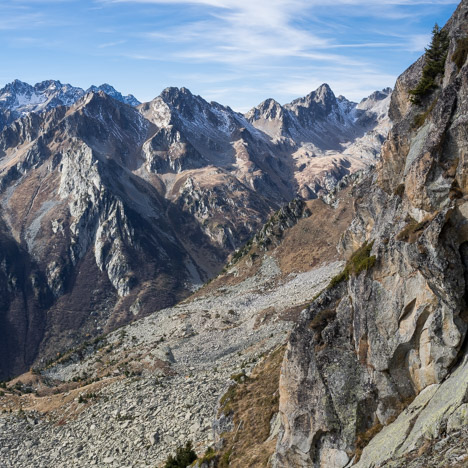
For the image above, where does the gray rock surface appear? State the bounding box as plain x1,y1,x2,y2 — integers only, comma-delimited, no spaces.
274,1,468,466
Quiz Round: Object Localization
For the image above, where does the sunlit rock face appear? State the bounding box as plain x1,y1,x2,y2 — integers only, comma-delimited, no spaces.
274,1,468,466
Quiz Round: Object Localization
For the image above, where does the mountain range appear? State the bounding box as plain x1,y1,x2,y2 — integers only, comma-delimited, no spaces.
0,78,391,379
1,0,468,466
0,79,139,142
0,79,139,115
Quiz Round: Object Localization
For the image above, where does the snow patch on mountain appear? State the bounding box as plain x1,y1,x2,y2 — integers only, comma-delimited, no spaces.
0,80,141,129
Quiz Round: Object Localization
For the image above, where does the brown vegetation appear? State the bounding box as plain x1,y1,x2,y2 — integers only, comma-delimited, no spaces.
396,216,432,243
216,346,285,467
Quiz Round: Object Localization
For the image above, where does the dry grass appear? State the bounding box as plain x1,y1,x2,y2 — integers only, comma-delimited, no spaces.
452,37,468,71
309,308,337,331
217,346,285,467
396,216,433,243
276,190,355,276
0,375,119,423
354,422,383,462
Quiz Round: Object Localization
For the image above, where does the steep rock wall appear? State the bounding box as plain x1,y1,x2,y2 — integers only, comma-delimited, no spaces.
274,1,468,466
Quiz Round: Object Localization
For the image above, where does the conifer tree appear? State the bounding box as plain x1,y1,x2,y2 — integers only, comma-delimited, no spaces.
409,24,449,104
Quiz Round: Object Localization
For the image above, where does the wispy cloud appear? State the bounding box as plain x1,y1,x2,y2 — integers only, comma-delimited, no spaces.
107,0,443,65
0,0,458,110
93,0,456,108
98,39,127,48
0,11,46,30
130,1,355,69
10,36,64,48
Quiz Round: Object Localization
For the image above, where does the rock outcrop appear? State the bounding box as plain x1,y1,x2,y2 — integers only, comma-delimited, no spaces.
274,1,468,466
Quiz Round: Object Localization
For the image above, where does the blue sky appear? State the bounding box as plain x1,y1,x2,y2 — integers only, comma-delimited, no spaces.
0,0,459,111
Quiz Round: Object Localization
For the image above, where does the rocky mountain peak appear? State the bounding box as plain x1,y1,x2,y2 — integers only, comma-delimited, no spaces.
4,79,32,91
289,83,338,114
246,98,284,121
0,80,36,108
336,94,356,114
156,86,212,123
357,87,392,110
75,89,114,111
313,82,336,104
369,87,392,101
354,87,393,125
86,83,140,107
90,83,116,94
9,79,34,91
159,86,194,105
0,79,141,132
34,80,62,91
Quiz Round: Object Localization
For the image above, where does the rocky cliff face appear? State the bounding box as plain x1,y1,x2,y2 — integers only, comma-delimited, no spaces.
274,2,468,466
0,214,52,379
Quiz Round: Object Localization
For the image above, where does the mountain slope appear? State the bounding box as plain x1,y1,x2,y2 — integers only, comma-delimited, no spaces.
0,92,228,377
0,181,358,467
0,88,286,378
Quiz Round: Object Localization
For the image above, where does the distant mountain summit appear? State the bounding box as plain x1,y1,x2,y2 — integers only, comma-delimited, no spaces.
246,83,391,145
246,84,392,197
0,79,140,129
86,83,140,107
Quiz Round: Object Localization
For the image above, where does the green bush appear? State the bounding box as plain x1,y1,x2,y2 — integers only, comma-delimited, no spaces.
327,241,376,289
229,372,247,384
409,24,449,104
164,441,197,468
219,449,232,468
219,385,237,416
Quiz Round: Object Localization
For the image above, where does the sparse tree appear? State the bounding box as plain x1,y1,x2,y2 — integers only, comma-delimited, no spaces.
409,24,450,104
164,441,197,468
